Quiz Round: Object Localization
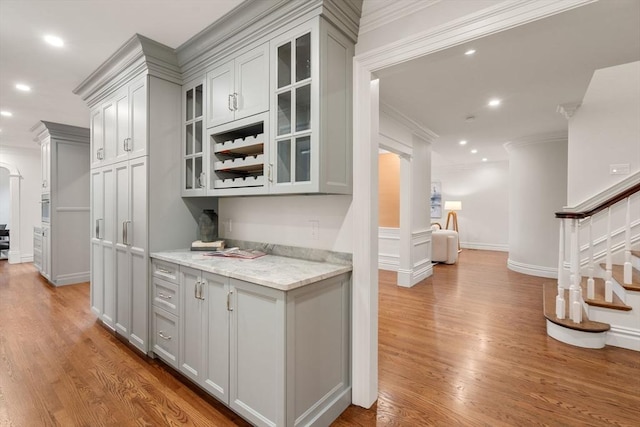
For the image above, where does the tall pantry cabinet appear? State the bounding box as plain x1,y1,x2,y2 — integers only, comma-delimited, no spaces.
32,121,90,286
74,34,196,353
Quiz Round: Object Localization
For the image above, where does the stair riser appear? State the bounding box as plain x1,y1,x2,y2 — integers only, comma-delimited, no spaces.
632,254,640,271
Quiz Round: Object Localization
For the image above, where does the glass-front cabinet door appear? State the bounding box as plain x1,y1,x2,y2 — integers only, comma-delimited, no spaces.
270,23,317,193
182,79,206,196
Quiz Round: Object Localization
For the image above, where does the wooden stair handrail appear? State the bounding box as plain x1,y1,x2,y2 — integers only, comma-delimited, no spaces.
556,182,640,219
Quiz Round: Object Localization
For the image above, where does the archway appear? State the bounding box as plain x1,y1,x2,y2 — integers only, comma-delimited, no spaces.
0,161,22,264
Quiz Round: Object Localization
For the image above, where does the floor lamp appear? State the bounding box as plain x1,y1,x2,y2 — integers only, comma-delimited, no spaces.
444,200,462,252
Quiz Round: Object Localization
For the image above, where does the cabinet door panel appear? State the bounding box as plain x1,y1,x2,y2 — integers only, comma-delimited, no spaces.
103,101,117,163
129,250,147,352
152,307,179,368
180,267,203,382
207,61,234,127
235,43,269,121
229,280,285,427
129,158,147,250
90,241,103,316
90,108,103,167
115,90,129,161
202,273,229,402
129,78,147,158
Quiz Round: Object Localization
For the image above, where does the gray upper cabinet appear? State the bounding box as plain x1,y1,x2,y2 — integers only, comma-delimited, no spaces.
182,77,207,196
269,18,353,195
207,43,269,128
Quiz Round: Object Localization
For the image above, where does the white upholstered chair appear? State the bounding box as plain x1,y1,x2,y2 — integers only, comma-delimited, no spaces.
431,224,458,264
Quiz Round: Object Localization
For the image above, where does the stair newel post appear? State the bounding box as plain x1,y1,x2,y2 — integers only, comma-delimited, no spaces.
605,207,614,303
569,218,582,323
587,216,595,300
623,197,632,285
556,218,566,319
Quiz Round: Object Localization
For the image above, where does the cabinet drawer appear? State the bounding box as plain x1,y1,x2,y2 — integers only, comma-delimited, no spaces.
34,237,42,250
152,307,179,369
152,260,179,284
152,277,179,316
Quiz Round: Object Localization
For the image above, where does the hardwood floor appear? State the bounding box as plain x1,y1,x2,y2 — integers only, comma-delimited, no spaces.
1,251,638,426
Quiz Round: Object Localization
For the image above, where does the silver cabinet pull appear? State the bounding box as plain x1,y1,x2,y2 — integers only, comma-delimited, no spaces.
227,290,233,311
157,268,173,275
158,292,172,300
228,94,234,111
124,137,132,152
95,219,100,239
158,331,172,340
97,148,104,160
268,164,273,183
199,282,204,301
122,221,127,245
233,93,238,110
194,281,199,299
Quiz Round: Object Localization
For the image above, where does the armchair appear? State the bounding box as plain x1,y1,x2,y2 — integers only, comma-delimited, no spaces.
431,224,458,264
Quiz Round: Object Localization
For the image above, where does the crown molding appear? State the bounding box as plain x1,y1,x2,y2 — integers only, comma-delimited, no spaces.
30,121,90,146
73,34,181,107
359,0,440,35
355,0,596,70
503,130,568,152
380,102,438,143
177,0,362,83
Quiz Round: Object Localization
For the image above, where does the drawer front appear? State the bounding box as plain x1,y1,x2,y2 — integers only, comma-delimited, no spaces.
152,277,179,316
34,237,42,250
152,307,179,369
152,260,179,284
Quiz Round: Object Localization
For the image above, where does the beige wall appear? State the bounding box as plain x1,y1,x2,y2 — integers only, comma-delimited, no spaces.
378,153,399,228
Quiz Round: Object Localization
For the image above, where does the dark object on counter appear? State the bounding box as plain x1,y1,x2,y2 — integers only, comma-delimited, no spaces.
198,209,218,242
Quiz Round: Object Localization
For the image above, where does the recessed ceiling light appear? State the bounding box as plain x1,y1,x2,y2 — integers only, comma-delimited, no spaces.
465,49,476,56
0,111,13,117
482,158,488,162
15,83,31,92
471,149,478,154
459,140,467,145
44,34,64,47
488,99,501,107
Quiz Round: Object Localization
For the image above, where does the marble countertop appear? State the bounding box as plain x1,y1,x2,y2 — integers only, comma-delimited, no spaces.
150,250,352,291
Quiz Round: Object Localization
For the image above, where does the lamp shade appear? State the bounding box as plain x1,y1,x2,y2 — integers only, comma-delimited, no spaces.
444,200,462,211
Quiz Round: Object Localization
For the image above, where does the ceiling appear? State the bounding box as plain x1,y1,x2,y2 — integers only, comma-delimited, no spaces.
1,0,638,166
377,0,640,166
0,0,244,149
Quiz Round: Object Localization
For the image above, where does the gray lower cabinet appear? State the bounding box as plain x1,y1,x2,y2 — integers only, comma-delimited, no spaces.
151,259,351,427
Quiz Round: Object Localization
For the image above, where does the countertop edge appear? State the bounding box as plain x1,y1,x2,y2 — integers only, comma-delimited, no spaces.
150,251,352,292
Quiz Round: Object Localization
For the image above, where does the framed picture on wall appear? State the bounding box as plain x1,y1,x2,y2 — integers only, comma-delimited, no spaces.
431,181,442,218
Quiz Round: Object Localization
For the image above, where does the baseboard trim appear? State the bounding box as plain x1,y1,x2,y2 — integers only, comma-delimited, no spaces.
21,253,34,263
606,325,640,351
378,253,399,271
52,272,90,286
508,259,558,278
462,242,509,252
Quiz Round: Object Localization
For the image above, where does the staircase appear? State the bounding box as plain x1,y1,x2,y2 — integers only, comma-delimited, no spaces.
544,174,640,351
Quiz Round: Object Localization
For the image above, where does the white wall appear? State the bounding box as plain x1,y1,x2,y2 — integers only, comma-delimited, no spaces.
218,195,352,253
0,167,9,226
432,160,509,251
506,134,568,277
568,61,640,206
0,145,41,261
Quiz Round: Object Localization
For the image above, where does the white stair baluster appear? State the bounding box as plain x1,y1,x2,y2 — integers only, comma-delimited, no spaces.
569,218,581,322
556,219,566,319
624,197,632,285
587,216,595,300
605,207,613,303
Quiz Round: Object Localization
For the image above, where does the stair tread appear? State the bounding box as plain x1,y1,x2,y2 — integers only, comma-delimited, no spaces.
580,277,632,311
599,263,640,292
543,283,610,333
